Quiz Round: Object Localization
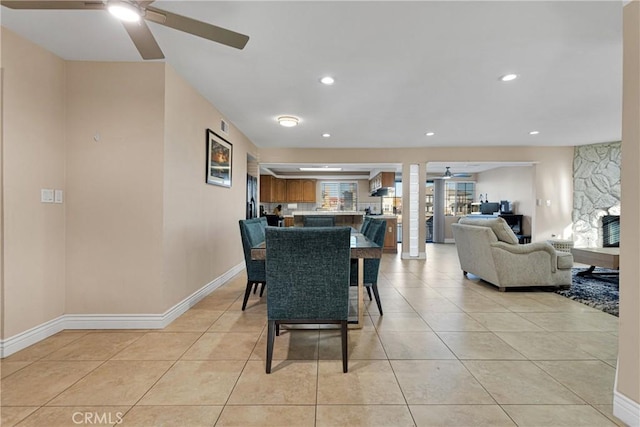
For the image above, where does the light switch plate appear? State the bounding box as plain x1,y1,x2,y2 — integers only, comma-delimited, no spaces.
54,190,63,204
41,189,54,203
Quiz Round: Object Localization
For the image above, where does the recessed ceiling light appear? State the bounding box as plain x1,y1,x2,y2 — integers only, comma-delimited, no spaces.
300,167,342,172
320,76,335,85
322,133,331,138
500,73,518,82
425,132,435,136
108,2,141,22
277,116,299,127
529,130,540,135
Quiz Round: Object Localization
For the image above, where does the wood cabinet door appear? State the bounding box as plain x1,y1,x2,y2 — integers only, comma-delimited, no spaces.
383,218,398,253
275,178,287,202
301,179,316,202
287,180,302,202
260,175,273,202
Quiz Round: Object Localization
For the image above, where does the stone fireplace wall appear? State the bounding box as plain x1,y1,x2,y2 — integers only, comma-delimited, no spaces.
573,142,621,248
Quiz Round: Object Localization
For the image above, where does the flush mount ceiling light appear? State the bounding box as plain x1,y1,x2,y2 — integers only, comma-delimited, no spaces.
425,132,435,136
299,167,342,172
108,1,141,22
529,130,540,135
277,116,299,127
320,76,335,85
322,133,331,138
500,73,518,82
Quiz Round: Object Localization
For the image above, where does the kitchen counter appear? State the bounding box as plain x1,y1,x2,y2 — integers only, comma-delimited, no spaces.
292,211,364,228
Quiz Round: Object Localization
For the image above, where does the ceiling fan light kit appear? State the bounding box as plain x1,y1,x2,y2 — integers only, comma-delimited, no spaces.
0,0,250,60
108,1,140,23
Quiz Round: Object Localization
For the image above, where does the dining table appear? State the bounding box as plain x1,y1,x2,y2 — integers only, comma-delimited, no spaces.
250,228,382,329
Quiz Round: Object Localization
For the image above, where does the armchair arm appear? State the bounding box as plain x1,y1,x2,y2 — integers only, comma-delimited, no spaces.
490,241,557,272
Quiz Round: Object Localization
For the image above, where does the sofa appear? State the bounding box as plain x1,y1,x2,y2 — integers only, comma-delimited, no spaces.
451,217,573,291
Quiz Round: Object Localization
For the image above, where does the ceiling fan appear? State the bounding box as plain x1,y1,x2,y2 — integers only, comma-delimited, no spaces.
440,166,472,179
0,0,250,60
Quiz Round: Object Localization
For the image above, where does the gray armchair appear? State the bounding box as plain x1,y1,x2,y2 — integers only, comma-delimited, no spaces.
265,227,351,373
238,218,267,310
451,217,573,291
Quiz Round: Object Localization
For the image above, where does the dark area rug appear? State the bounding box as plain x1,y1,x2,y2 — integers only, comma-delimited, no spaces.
554,268,619,317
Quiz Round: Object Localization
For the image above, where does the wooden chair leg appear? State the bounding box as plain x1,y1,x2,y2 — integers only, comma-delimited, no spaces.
259,283,266,297
371,283,383,315
366,286,373,301
252,283,258,294
266,320,275,374
242,281,253,311
276,322,280,336
341,320,348,373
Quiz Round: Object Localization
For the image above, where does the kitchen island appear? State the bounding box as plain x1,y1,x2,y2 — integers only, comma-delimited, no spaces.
292,211,364,229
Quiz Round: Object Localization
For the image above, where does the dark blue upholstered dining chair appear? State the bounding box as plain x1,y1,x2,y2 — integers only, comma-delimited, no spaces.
351,218,386,315
302,215,336,227
265,227,351,374
360,216,372,235
238,217,267,310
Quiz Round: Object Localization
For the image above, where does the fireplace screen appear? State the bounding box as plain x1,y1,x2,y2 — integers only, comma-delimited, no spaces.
602,215,620,247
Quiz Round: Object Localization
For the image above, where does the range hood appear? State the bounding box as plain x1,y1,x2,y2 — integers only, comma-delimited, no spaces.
371,187,392,197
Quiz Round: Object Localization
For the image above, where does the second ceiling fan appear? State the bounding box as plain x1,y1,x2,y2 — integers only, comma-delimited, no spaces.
0,0,250,60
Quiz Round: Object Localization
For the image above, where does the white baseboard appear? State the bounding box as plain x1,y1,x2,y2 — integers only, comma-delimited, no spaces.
444,238,456,244
401,251,426,259
0,262,245,358
614,372,640,427
614,390,640,427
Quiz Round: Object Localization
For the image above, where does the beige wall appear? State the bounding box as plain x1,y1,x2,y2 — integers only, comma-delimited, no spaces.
618,0,640,407
65,62,166,314
1,28,67,338
476,166,535,236
1,29,259,340
258,146,574,243
162,65,251,310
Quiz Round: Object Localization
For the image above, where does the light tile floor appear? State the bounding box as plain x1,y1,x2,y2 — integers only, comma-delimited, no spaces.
1,244,623,426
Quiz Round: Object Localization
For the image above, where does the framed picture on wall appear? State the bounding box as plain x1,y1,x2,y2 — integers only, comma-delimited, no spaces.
206,128,232,187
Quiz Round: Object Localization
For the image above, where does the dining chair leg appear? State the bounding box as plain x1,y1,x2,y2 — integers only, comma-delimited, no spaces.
371,283,383,315
366,286,373,301
252,283,258,294
259,283,266,297
341,320,348,373
275,322,280,336
266,320,276,374
242,281,253,311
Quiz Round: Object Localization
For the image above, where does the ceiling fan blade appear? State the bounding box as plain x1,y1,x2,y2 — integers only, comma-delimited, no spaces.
144,5,249,50
121,19,164,60
0,1,104,9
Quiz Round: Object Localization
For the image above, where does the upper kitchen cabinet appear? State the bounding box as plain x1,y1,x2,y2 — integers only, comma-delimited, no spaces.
275,178,287,202
261,176,316,203
286,179,316,203
301,179,316,203
260,175,276,202
369,172,395,194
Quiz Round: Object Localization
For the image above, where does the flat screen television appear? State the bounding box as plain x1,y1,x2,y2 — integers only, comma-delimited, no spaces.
480,202,500,215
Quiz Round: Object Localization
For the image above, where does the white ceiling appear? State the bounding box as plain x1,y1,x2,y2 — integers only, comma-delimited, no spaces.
1,1,623,154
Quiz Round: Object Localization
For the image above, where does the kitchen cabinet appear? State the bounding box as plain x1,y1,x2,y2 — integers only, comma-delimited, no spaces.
260,175,276,202
301,179,316,203
370,172,395,194
275,178,287,202
262,176,316,203
284,217,294,227
382,216,398,253
286,180,302,201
